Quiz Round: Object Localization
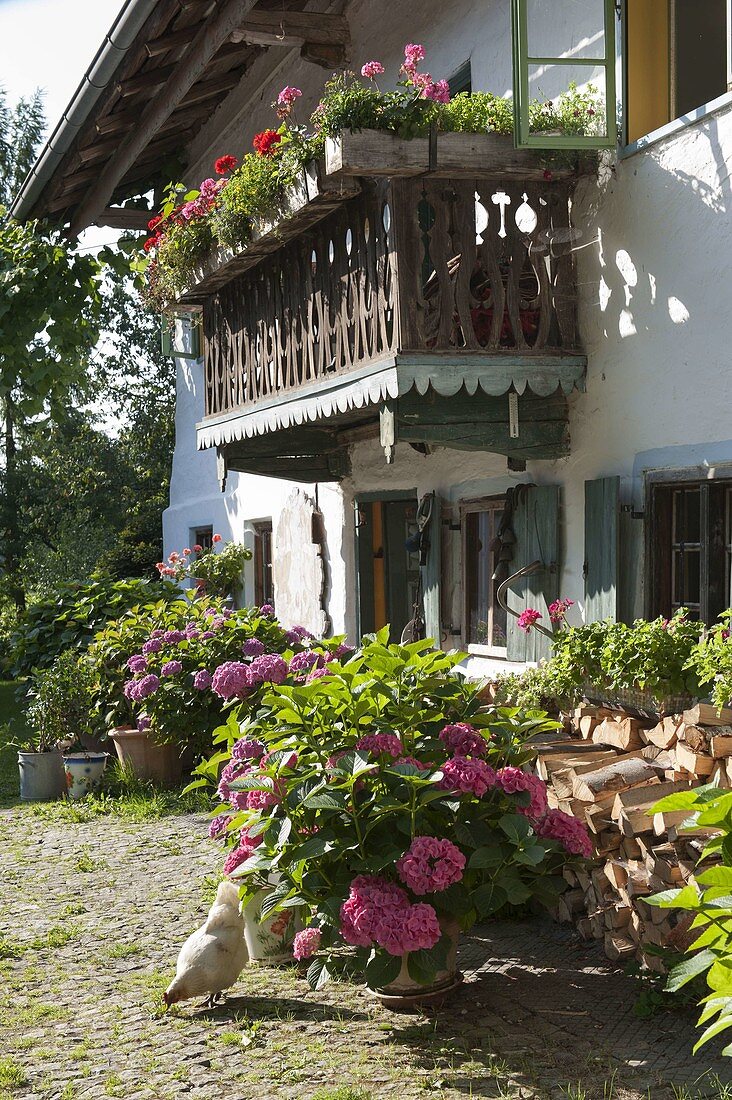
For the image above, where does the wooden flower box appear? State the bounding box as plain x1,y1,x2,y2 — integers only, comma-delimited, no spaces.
177,161,360,305
324,128,579,183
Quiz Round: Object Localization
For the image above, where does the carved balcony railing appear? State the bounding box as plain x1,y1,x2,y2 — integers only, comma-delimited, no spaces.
201,173,583,426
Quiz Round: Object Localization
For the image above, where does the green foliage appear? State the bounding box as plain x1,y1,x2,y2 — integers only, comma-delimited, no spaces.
515,611,705,709
196,632,574,990
25,650,96,752
647,784,732,1056
7,577,177,677
687,612,732,710
0,86,45,207
164,540,252,599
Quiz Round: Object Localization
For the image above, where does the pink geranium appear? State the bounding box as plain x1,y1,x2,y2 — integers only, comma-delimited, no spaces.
423,79,450,104
361,60,384,80
548,598,574,624
517,608,542,633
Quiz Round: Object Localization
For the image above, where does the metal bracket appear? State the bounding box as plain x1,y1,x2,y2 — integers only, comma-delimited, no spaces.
621,505,645,519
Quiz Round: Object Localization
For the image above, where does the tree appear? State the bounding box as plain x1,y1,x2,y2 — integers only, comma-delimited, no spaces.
0,87,45,207
0,212,103,609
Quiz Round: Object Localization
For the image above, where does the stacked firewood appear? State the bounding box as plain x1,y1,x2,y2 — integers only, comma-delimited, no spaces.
530,702,732,971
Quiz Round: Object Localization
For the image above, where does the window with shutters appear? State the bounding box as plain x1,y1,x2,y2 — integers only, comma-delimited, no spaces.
650,480,732,624
462,497,508,652
253,520,274,608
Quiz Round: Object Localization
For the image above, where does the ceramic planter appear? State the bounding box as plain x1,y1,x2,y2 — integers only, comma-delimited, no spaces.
17,751,66,802
369,918,462,1010
63,752,108,800
108,727,183,787
243,885,301,964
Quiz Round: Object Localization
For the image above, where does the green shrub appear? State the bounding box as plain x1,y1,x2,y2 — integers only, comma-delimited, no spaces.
8,576,177,677
687,612,732,710
647,784,732,1057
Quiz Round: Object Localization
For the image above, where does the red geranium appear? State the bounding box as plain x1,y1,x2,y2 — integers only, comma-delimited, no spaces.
214,154,238,175
252,129,282,157
147,215,162,232
143,236,158,252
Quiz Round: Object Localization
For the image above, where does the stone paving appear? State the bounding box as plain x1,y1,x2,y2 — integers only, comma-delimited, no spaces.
0,805,730,1100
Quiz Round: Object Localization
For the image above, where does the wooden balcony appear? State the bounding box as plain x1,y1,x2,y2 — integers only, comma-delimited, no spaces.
192,132,587,480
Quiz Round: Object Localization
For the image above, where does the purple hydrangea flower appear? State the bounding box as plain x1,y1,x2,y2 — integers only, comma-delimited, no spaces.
201,630,215,640
193,669,213,690
260,603,275,616
127,674,160,701
137,714,151,732
211,662,251,700
150,629,164,639
291,624,314,640
231,738,265,761
163,630,185,644
161,660,182,677
289,650,320,674
127,654,148,674
208,813,231,839
248,653,288,685
142,638,163,655
185,623,200,640
242,638,266,657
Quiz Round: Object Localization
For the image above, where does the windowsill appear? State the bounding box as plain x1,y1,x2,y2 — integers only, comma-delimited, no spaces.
467,644,509,659
620,90,732,160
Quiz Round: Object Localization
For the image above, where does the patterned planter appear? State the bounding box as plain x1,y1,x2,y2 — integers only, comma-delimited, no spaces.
63,752,108,800
243,886,301,965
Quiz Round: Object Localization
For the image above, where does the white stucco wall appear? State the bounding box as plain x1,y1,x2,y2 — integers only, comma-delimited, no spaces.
164,1,732,659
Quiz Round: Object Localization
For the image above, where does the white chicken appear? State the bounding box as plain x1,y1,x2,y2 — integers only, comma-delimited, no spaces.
163,881,249,1008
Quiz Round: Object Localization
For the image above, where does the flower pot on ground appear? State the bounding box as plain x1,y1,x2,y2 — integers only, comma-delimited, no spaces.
242,882,301,964
108,727,183,788
63,751,108,800
369,916,462,1010
17,750,65,801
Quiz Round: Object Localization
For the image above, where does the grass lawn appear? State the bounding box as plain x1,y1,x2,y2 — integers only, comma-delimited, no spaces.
0,678,208,819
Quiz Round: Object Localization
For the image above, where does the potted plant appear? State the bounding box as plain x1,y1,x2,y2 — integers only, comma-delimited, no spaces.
197,632,587,1006
157,537,252,604
87,593,320,786
25,651,107,801
15,686,66,802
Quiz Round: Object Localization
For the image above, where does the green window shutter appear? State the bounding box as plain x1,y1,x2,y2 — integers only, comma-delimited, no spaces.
584,476,620,622
422,494,442,646
511,0,617,149
506,484,560,662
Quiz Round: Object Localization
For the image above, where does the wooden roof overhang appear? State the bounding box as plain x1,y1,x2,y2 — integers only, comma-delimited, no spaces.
11,0,350,233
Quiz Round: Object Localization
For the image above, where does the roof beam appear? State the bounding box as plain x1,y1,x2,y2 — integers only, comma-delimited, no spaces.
94,206,152,230
70,0,259,236
230,11,350,47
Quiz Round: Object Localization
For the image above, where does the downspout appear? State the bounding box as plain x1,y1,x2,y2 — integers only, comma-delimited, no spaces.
9,0,159,221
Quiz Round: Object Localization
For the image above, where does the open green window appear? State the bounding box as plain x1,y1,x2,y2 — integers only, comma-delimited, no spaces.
511,0,617,149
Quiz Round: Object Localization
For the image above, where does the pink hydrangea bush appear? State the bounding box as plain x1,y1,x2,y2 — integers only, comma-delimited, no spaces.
198,634,590,993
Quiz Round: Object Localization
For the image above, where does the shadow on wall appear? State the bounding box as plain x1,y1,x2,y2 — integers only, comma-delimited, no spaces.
574,109,732,360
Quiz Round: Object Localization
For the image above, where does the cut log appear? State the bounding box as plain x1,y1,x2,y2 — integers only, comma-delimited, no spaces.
683,703,732,727
537,748,616,783
644,843,683,884
653,810,691,836
596,829,623,854
710,734,732,758
645,716,682,750
604,860,628,890
604,932,636,961
673,742,714,776
572,757,665,802
678,724,707,753
604,904,632,930
621,836,644,859
612,779,693,822
592,718,646,752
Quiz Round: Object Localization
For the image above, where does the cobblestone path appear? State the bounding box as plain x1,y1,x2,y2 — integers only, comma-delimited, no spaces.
0,807,729,1100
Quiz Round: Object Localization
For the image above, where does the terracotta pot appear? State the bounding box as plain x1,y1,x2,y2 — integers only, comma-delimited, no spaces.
369,917,463,1010
108,727,183,787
